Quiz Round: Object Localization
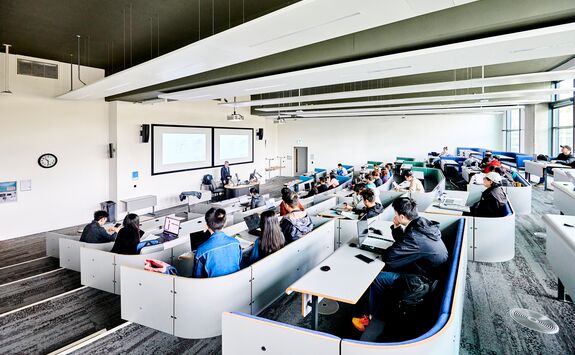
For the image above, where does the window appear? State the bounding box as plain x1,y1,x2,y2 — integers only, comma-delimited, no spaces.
502,109,523,152
551,80,574,156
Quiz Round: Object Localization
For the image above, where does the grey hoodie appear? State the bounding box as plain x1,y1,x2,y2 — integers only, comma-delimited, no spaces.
280,210,314,244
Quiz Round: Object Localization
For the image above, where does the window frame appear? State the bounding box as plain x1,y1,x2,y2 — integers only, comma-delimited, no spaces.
550,79,575,156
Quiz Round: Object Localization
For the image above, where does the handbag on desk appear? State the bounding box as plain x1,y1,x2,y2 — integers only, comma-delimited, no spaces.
144,259,178,275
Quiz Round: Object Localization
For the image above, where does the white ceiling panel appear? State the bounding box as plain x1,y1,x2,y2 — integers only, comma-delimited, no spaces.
222,70,573,108
59,0,469,100
162,23,575,102
255,87,574,111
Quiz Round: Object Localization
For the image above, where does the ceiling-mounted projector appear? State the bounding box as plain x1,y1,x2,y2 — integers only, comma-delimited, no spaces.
227,112,244,121
227,96,244,121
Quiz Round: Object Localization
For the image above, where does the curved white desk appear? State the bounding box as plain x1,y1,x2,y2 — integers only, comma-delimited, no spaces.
543,214,575,301
551,182,575,215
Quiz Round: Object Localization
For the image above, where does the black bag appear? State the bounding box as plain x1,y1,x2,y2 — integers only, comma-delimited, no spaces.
537,154,549,162
202,174,214,185
392,274,438,317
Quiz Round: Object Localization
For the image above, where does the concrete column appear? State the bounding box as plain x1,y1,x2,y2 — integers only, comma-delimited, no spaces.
524,104,549,155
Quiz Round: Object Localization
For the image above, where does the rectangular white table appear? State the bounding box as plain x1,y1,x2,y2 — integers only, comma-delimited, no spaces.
524,161,569,190
542,214,575,302
424,191,470,216
286,244,384,330
551,182,575,215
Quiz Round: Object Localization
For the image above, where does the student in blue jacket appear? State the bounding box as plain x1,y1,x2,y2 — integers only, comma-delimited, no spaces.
193,208,241,278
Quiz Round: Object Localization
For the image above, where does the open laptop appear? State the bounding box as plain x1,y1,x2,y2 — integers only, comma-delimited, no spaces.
155,216,181,242
357,220,394,254
238,195,250,206
243,213,261,236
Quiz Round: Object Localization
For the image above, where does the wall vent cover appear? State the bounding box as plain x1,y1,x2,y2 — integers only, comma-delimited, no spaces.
17,59,58,79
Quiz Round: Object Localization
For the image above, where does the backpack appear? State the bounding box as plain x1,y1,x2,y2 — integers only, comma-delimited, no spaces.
391,274,438,318
202,174,214,185
144,259,178,275
537,154,549,161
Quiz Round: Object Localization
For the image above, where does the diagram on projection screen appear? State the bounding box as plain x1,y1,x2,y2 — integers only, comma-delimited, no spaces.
213,128,254,166
152,125,212,175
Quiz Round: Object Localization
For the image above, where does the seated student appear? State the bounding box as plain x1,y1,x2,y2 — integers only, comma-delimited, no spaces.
280,187,305,216
80,210,119,243
395,170,424,192
468,172,508,218
432,146,449,167
193,208,241,278
350,182,366,208
550,145,575,167
480,151,493,170
305,182,319,198
483,155,501,173
245,210,285,266
110,213,144,255
336,163,348,176
380,166,391,184
249,187,265,209
372,171,383,187
328,173,340,189
351,188,383,220
280,192,314,244
364,175,381,201
317,177,330,193
352,197,448,332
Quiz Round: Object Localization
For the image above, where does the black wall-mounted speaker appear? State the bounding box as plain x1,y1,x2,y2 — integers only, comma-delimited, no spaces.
257,128,264,140
141,124,150,143
108,143,114,158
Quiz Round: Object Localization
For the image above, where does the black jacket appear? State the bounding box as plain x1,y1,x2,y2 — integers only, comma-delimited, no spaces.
280,211,314,244
381,217,448,278
317,184,329,193
353,203,384,221
472,185,508,218
110,227,144,255
80,221,117,243
221,166,231,184
553,153,575,167
250,194,265,209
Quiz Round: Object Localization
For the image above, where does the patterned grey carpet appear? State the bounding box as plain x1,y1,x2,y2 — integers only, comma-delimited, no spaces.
0,287,123,354
0,268,81,314
0,256,60,285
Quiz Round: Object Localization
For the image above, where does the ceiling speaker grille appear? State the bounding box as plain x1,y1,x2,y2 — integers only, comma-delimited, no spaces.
509,308,559,334
17,59,58,79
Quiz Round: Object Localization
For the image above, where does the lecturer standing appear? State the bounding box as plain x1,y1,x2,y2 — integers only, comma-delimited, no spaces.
221,161,231,185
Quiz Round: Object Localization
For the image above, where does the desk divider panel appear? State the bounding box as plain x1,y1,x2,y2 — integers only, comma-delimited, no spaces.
81,248,116,293
173,267,252,339
121,266,175,335
307,197,338,216
545,219,575,298
251,221,335,315
313,192,336,205
223,221,249,236
115,250,172,295
472,211,515,263
222,312,341,355
60,239,114,272
179,217,206,237
45,232,77,258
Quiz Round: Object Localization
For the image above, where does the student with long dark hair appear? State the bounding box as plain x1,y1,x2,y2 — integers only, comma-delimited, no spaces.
245,210,285,266
110,213,144,255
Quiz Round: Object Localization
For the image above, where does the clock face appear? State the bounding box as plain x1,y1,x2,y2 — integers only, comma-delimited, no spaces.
38,153,58,168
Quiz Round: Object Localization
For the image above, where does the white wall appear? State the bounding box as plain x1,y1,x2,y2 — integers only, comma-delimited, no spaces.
524,104,550,155
276,113,504,175
0,95,109,240
111,100,271,216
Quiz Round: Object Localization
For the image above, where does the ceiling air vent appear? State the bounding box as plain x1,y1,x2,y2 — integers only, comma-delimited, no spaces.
17,59,58,79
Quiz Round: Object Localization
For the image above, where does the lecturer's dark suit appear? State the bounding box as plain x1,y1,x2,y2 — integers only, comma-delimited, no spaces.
221,166,231,185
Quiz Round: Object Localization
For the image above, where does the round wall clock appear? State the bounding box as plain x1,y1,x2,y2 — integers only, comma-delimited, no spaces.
38,153,58,168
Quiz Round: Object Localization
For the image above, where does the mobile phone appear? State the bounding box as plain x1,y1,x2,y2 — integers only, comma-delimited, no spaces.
564,223,574,228
114,223,121,228
355,254,374,264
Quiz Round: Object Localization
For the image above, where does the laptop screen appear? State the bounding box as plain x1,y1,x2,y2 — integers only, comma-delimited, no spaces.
163,217,181,236
357,220,369,246
244,213,260,231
